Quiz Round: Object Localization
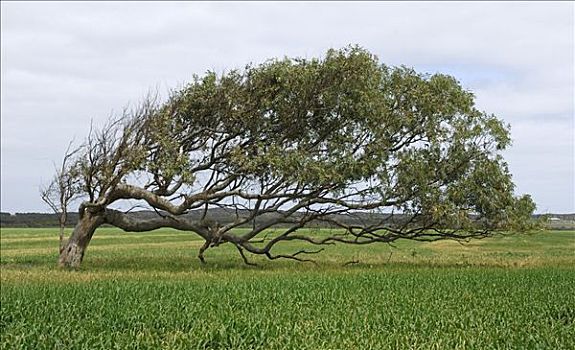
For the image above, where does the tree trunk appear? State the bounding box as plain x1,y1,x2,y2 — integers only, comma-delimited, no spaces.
58,212,66,254
58,212,105,268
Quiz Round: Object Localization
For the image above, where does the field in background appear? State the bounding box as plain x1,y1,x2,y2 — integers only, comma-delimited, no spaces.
1,228,574,349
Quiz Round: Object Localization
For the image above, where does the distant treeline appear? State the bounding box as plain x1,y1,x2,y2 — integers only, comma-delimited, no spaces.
1,211,574,229
0,209,403,229
0,208,392,227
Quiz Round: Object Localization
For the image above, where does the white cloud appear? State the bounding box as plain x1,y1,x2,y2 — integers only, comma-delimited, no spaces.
504,120,574,213
1,1,573,213
474,81,573,121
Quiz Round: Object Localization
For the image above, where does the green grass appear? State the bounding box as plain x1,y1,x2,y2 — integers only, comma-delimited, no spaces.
1,228,574,349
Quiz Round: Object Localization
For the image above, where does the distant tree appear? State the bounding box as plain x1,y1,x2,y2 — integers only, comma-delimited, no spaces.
44,46,535,268
41,142,82,253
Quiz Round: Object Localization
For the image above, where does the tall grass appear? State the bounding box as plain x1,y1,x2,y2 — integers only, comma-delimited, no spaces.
1,228,574,349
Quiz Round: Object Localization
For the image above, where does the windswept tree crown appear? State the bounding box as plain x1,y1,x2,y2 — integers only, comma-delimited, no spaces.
45,46,535,268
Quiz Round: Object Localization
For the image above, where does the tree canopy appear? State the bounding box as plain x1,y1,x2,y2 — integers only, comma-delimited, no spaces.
44,46,535,268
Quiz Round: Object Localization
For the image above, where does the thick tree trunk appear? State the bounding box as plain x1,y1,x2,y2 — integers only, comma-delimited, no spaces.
58,212,105,268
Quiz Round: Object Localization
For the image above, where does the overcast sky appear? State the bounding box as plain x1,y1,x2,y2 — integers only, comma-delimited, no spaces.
1,1,573,214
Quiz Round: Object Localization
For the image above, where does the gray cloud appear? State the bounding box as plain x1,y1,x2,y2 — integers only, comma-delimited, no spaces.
1,1,573,213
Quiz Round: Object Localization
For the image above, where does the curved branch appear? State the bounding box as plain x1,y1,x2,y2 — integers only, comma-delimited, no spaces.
103,209,209,239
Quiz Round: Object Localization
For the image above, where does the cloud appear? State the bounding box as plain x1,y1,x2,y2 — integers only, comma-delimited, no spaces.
1,1,573,213
504,120,574,213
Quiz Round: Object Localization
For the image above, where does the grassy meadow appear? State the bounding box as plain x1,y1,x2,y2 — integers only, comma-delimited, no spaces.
1,227,574,349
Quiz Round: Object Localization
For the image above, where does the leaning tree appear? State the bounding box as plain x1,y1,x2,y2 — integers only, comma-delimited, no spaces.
43,46,535,268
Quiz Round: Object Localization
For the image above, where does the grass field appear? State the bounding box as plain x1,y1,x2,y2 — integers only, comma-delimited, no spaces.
1,227,574,349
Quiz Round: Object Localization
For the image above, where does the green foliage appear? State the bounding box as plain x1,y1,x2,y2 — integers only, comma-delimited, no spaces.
164,45,534,229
